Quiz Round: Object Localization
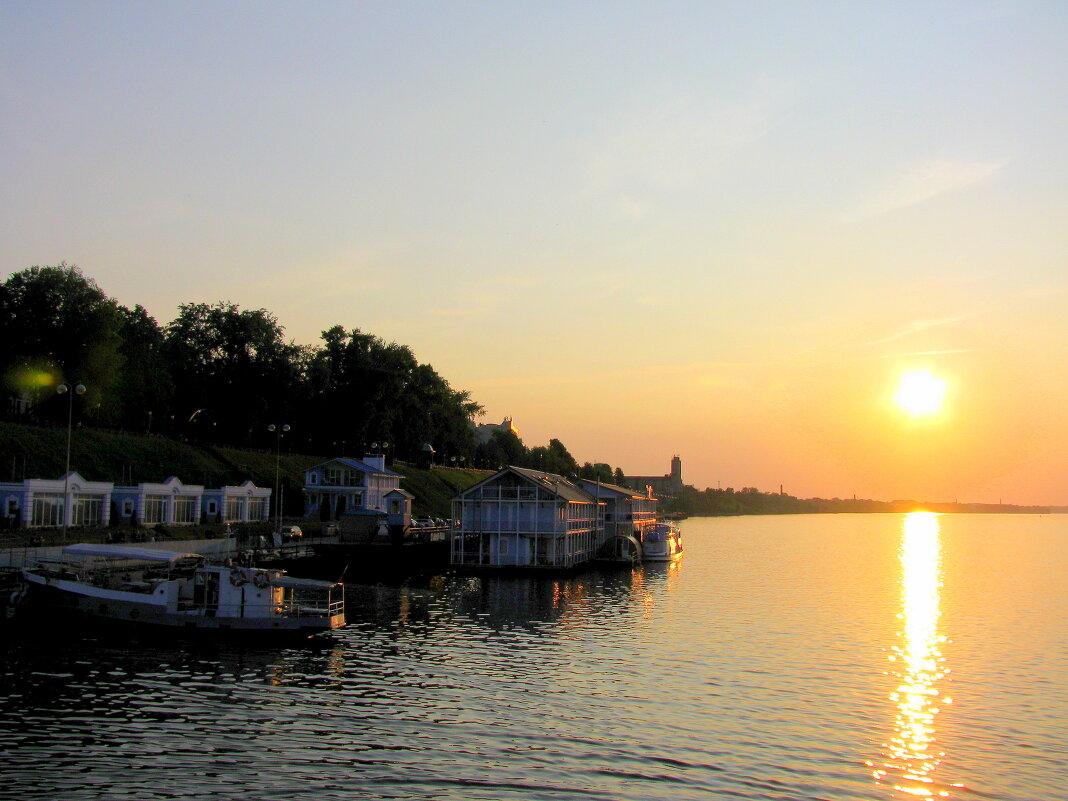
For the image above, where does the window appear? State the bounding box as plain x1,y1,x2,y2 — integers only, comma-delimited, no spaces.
207,501,218,515
72,495,103,526
144,495,167,524
310,473,319,485
173,497,196,523
6,497,17,517
246,500,265,522
122,500,134,516
31,493,64,527
225,498,244,522
325,467,364,487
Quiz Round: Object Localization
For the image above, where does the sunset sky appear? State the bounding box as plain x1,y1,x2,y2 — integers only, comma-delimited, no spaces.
3,2,1067,505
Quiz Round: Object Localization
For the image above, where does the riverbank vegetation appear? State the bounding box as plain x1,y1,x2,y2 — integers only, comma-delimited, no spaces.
0,420,486,520
5,265,1053,517
663,484,1058,516
1,264,481,463
0,264,632,483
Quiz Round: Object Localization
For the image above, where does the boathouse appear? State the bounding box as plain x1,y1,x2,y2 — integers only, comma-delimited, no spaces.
450,466,604,569
112,477,205,526
0,472,113,529
576,479,658,541
302,455,403,519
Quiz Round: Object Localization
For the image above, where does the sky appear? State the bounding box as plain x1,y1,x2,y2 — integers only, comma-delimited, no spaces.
3,2,1067,505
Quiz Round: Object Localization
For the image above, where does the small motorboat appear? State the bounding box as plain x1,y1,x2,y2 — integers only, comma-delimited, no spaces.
22,543,344,636
641,523,683,562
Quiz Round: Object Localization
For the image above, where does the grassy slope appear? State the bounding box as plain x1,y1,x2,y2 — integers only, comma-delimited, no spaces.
0,421,486,517
398,464,490,517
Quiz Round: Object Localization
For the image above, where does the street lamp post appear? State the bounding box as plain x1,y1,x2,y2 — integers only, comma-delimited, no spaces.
56,382,86,541
268,423,290,535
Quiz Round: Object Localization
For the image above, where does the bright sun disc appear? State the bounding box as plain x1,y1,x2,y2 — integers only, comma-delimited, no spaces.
895,370,946,416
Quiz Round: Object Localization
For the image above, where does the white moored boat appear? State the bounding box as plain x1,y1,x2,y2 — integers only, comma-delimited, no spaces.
22,543,345,636
641,522,683,562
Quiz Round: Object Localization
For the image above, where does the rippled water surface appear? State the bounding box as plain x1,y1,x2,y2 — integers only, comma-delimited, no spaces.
2,514,1066,800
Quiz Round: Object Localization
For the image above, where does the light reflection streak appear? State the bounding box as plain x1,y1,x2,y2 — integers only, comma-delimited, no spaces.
872,512,961,798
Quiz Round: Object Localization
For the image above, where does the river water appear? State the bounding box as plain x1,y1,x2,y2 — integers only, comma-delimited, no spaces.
1,513,1065,800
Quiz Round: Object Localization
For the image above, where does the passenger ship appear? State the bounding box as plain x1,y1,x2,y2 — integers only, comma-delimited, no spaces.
22,543,344,636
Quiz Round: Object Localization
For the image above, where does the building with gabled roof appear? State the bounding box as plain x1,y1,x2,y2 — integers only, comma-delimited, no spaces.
0,472,113,529
112,476,205,526
576,478,658,543
450,466,604,569
303,454,403,520
201,480,271,524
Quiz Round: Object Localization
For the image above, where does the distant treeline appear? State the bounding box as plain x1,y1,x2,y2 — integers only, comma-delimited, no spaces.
0,264,629,477
664,485,1058,516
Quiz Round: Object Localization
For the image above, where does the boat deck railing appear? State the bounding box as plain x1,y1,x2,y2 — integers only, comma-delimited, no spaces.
176,589,344,620
279,597,345,618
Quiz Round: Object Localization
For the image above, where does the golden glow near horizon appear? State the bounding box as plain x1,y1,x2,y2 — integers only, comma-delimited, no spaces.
894,371,948,417
871,512,962,798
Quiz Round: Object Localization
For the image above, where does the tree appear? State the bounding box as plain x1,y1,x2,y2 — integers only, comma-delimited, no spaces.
304,326,482,462
528,438,579,476
578,462,612,482
0,264,124,423
162,302,303,445
475,429,526,469
304,326,419,456
114,304,173,432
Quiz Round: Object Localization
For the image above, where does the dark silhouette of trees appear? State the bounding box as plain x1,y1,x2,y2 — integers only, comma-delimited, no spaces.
0,266,489,463
302,326,481,460
578,462,613,482
0,265,628,481
0,264,124,424
474,429,526,470
115,304,173,433
162,302,304,445
527,438,580,477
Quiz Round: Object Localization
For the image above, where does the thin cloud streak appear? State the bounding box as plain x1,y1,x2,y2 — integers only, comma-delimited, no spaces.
871,349,974,360
585,78,792,200
475,359,751,390
863,315,975,347
840,159,1006,222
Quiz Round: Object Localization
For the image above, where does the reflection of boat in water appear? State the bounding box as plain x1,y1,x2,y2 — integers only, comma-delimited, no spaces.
22,544,345,636
641,523,683,562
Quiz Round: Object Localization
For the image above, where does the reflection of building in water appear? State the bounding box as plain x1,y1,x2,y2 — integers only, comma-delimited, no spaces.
871,512,961,798
451,571,644,632
447,575,583,629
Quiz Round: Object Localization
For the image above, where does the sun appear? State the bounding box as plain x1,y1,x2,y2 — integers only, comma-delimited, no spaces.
894,370,947,416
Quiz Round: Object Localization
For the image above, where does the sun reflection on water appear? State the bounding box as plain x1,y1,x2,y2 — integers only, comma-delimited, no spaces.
872,512,961,798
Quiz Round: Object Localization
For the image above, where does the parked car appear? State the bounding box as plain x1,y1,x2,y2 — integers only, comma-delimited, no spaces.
280,525,303,542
